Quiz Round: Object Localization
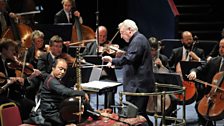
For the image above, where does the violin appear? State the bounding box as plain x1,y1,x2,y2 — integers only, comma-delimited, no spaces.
0,72,24,94
7,60,34,76
99,43,120,56
197,72,224,120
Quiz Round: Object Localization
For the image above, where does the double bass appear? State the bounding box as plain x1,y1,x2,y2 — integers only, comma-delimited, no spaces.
197,72,224,121
1,0,35,49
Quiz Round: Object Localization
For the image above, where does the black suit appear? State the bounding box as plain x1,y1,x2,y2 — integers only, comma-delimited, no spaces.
169,47,205,71
37,52,55,74
54,8,78,24
191,56,222,126
112,32,155,126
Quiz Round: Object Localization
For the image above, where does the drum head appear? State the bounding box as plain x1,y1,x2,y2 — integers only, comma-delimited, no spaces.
59,97,82,123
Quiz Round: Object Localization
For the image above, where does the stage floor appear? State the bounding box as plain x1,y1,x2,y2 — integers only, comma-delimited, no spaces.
88,69,224,126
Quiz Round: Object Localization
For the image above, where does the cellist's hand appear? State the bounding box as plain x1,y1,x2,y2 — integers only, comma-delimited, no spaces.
188,71,197,80
189,51,200,61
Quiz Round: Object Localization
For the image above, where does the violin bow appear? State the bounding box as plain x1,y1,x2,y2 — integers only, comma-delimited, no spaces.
110,30,119,44
21,48,28,77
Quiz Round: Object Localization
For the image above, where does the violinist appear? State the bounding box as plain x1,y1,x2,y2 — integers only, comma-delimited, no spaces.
148,36,169,73
82,25,117,108
37,35,76,87
37,35,64,74
54,0,83,24
0,38,41,120
26,30,46,68
82,25,111,56
188,38,224,126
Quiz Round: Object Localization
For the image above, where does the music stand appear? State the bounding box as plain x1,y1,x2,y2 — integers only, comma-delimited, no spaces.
154,72,182,87
180,61,205,81
83,55,102,65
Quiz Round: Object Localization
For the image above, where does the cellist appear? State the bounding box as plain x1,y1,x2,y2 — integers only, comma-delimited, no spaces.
169,31,205,103
188,38,224,126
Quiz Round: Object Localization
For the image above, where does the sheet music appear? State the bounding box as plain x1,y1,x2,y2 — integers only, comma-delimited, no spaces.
81,81,122,90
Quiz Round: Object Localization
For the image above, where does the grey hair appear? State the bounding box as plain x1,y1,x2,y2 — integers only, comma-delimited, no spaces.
118,19,138,32
31,30,44,42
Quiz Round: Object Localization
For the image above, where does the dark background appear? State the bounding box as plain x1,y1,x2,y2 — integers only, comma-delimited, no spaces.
32,0,176,48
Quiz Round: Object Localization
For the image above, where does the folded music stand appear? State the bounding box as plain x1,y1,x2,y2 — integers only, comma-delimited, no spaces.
180,61,205,81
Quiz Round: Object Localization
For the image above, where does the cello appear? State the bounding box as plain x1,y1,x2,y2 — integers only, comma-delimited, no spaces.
197,72,224,121
1,0,34,49
174,37,199,105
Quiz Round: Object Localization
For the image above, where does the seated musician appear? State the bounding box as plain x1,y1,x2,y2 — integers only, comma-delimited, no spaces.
148,36,169,73
0,38,41,120
187,38,224,126
82,25,117,108
169,31,206,125
54,0,83,24
207,27,224,61
169,31,205,73
37,35,76,88
40,58,98,126
26,30,46,69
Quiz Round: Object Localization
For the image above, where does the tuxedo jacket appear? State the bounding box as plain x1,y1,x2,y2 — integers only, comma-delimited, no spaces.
54,8,78,24
169,47,205,70
192,56,222,83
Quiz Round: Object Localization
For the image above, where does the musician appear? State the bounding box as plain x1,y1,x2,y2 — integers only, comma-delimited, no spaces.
26,30,45,69
54,0,83,24
207,27,224,61
188,38,224,126
82,25,112,56
169,31,205,73
102,19,155,126
37,35,64,74
82,25,117,108
40,58,97,126
37,35,77,88
148,36,169,73
0,0,9,35
0,38,41,120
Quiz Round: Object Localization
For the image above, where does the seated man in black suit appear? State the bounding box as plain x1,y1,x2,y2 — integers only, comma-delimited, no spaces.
54,0,83,24
169,31,206,125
